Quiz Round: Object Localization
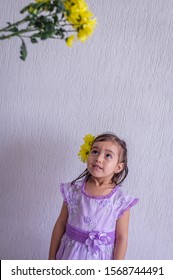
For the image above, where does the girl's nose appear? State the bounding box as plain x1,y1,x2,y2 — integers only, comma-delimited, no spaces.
96,154,103,163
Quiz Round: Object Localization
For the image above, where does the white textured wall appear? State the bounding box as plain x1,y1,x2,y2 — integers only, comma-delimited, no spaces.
0,0,173,260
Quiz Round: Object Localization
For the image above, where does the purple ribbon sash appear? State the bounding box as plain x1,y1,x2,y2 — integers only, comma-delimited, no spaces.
66,223,115,253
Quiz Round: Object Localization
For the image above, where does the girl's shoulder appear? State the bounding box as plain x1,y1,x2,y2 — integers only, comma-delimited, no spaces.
59,180,84,204
60,179,84,194
60,179,84,190
113,185,139,218
115,185,139,202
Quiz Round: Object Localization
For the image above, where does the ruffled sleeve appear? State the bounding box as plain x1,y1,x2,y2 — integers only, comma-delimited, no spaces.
115,187,139,219
60,183,70,204
60,181,82,205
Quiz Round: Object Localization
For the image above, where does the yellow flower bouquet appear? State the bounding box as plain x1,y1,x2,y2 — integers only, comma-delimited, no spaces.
0,0,96,60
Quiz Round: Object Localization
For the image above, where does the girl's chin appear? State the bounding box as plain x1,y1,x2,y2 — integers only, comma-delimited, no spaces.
88,167,103,175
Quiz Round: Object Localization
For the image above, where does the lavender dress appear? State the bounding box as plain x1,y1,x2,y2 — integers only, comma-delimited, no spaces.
56,179,139,260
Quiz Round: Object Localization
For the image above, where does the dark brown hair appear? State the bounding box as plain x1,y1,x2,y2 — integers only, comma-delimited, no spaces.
71,132,128,186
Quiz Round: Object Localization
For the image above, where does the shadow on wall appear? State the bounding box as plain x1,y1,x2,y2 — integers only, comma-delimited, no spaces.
0,134,69,259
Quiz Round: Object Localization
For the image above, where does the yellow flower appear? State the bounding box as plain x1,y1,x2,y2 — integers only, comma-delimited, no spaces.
0,0,97,61
65,0,97,42
83,134,95,145
78,134,95,163
78,144,90,163
65,0,88,12
66,35,75,47
77,19,96,42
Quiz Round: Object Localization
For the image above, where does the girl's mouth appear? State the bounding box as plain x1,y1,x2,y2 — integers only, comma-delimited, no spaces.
93,164,102,170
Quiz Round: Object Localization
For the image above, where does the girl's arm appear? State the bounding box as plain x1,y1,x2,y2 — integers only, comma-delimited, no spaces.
113,209,130,260
48,202,68,260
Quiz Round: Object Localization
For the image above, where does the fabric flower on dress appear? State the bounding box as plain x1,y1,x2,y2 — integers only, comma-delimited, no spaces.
85,232,111,254
83,216,98,230
78,134,95,162
67,191,81,213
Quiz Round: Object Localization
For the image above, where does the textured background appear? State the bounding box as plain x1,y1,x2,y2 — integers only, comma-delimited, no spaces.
0,0,173,259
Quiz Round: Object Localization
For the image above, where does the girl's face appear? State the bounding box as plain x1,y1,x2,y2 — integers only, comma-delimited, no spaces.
87,140,124,182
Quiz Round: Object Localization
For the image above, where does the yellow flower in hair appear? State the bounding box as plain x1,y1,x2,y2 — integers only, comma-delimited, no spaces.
78,134,95,162
83,134,95,145
78,144,90,163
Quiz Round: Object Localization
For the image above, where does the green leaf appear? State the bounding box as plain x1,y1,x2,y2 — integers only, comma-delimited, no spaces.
9,26,18,32
66,10,71,17
40,32,50,40
55,28,65,39
20,5,30,14
55,0,65,13
30,37,38,43
20,39,27,61
28,17,37,27
53,14,58,25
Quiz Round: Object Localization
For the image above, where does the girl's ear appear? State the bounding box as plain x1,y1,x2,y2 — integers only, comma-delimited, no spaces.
115,162,124,173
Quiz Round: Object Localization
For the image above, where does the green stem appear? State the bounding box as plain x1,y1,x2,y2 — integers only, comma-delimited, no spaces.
0,16,30,33
0,28,36,40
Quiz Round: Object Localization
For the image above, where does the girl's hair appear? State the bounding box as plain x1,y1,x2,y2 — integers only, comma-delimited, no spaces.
71,132,128,186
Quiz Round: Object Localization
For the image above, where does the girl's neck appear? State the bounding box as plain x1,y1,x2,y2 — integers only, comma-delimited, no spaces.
88,176,114,188
85,177,115,197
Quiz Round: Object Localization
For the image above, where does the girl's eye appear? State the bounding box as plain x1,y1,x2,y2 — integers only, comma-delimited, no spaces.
106,153,112,159
91,150,98,155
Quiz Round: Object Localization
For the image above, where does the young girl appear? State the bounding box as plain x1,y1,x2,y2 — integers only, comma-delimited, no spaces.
49,132,139,260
